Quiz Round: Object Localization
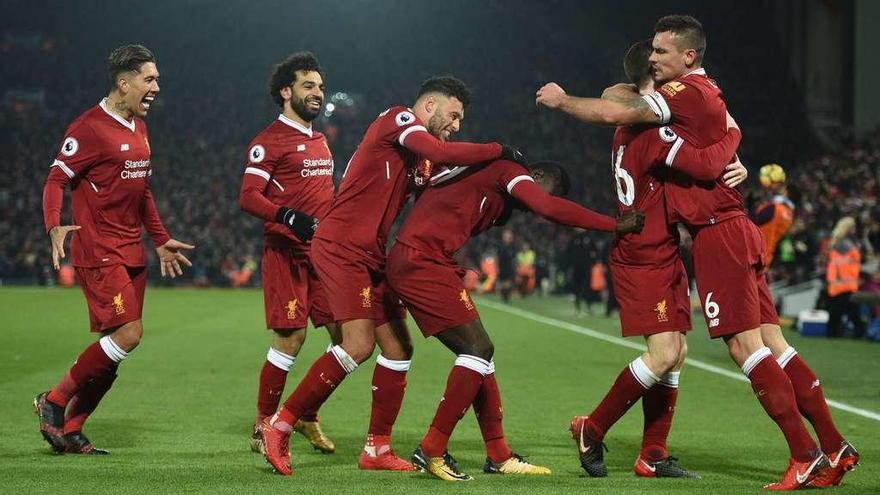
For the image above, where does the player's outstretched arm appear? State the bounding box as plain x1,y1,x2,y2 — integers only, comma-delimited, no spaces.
400,128,506,166
536,82,661,126
509,179,618,232
43,165,80,270
156,239,194,278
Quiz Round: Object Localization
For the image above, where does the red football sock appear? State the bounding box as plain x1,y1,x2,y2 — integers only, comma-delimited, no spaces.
367,357,409,438
473,373,512,463
640,379,678,461
276,352,348,429
422,365,485,457
746,351,817,462
256,360,288,424
781,351,844,453
588,358,658,440
63,366,118,434
48,340,119,407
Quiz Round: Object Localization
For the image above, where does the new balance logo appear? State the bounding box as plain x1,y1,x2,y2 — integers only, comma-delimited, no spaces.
120,143,129,151
297,144,306,152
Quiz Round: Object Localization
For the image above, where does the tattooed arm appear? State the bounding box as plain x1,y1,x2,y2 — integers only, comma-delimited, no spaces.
536,82,661,126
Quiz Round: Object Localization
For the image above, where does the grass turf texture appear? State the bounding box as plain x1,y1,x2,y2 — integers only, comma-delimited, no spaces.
1,287,877,494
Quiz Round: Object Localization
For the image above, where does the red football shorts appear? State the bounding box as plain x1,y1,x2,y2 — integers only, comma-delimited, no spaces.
610,259,692,337
261,245,334,330
386,243,480,337
310,238,406,326
75,264,145,332
692,216,773,338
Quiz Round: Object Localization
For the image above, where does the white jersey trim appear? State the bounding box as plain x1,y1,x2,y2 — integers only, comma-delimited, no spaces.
277,114,313,137
398,125,427,146
506,175,535,194
642,92,672,124
665,137,685,167
244,166,270,181
52,159,75,178
98,99,136,132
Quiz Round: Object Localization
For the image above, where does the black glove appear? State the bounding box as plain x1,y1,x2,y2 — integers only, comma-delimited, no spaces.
500,144,526,165
276,207,319,242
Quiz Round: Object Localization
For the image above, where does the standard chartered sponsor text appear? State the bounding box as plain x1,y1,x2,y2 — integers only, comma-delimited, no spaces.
121,159,151,179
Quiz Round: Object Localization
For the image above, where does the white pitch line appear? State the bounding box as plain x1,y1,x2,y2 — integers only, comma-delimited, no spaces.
479,299,880,422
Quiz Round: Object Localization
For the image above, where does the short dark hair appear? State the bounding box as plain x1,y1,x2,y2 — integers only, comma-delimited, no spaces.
417,76,472,107
269,51,323,108
655,14,706,64
624,39,654,88
529,161,571,197
108,44,156,88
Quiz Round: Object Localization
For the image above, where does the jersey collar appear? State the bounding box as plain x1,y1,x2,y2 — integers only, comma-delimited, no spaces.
278,114,313,137
99,98,136,132
682,67,707,79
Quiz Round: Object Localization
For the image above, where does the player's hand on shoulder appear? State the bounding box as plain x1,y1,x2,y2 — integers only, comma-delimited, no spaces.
156,238,194,278
536,82,566,108
500,144,527,165
723,157,748,188
616,210,645,234
276,207,319,242
48,225,81,270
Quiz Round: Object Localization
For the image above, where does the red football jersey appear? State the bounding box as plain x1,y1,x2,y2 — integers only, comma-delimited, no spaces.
398,160,615,262
239,115,334,249
315,105,501,261
642,68,745,227
397,161,529,260
43,99,169,267
609,125,680,267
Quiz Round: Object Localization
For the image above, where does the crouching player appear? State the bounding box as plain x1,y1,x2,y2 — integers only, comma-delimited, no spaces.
386,159,645,481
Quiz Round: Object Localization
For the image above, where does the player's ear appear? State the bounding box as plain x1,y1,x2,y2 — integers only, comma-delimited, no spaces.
280,86,292,102
423,95,436,114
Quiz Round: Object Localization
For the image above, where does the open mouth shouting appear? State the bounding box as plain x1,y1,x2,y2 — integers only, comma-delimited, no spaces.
141,94,156,111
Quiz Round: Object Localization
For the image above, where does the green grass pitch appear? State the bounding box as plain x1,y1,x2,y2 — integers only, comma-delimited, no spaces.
1,287,877,494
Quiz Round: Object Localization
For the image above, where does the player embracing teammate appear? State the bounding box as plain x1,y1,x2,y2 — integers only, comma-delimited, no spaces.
538,15,858,490
261,76,523,476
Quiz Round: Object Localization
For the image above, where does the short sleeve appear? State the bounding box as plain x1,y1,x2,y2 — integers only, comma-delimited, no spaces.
243,139,279,182
380,106,427,147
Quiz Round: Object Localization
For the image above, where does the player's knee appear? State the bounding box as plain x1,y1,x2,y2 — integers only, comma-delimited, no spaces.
273,328,305,355
110,320,143,352
676,340,689,366
345,341,376,364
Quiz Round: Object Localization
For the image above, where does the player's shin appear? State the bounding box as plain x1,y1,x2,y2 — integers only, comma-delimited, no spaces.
473,363,513,463
641,371,679,461
777,347,845,453
422,356,489,457
274,346,355,430
365,355,411,455
48,336,129,407
742,347,817,462
64,366,118,434
256,348,295,424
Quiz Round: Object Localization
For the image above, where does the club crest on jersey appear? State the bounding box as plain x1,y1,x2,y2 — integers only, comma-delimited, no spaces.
654,299,669,323
659,126,679,143
286,299,298,319
249,144,266,163
113,293,125,315
460,290,474,311
61,137,79,157
395,111,415,127
660,81,686,97
360,287,372,308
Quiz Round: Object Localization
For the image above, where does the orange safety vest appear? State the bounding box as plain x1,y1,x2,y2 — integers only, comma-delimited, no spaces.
759,198,794,265
826,247,860,297
590,262,607,291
